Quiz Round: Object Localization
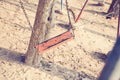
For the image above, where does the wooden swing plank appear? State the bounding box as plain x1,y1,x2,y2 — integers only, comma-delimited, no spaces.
36,31,73,53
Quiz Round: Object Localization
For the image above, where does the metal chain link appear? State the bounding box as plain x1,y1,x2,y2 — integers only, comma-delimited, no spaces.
19,0,33,30
19,0,40,45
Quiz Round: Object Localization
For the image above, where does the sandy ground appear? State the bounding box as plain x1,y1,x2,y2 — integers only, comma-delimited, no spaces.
0,0,118,80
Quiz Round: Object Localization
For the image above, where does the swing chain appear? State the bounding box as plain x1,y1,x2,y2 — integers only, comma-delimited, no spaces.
19,0,33,30
65,0,75,37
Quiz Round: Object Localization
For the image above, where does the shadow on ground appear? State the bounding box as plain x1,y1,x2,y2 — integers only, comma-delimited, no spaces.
1,0,37,13
0,47,96,80
90,51,108,63
84,9,107,16
91,0,111,5
57,23,70,30
84,28,116,41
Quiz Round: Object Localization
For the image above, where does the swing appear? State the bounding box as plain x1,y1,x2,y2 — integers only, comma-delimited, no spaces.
36,31,73,53
37,0,74,53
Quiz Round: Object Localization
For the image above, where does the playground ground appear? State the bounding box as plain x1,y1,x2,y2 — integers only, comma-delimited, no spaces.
0,0,118,80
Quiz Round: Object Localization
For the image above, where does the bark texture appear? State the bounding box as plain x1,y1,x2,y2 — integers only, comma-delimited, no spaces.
25,0,56,66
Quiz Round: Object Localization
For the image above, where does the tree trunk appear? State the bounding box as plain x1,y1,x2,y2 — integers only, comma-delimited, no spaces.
25,0,56,66
106,0,119,19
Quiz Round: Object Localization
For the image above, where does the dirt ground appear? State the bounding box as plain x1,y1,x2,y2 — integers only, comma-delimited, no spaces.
0,0,118,80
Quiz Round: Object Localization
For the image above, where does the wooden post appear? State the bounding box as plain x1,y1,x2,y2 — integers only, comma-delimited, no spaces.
25,0,56,66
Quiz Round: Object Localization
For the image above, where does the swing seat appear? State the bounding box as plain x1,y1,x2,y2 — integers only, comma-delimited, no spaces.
36,31,73,53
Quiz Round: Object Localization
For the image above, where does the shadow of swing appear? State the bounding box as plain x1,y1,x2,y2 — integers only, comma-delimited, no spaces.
90,0,111,5
57,23,70,30
1,0,37,13
0,47,96,80
84,28,116,40
84,9,107,16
